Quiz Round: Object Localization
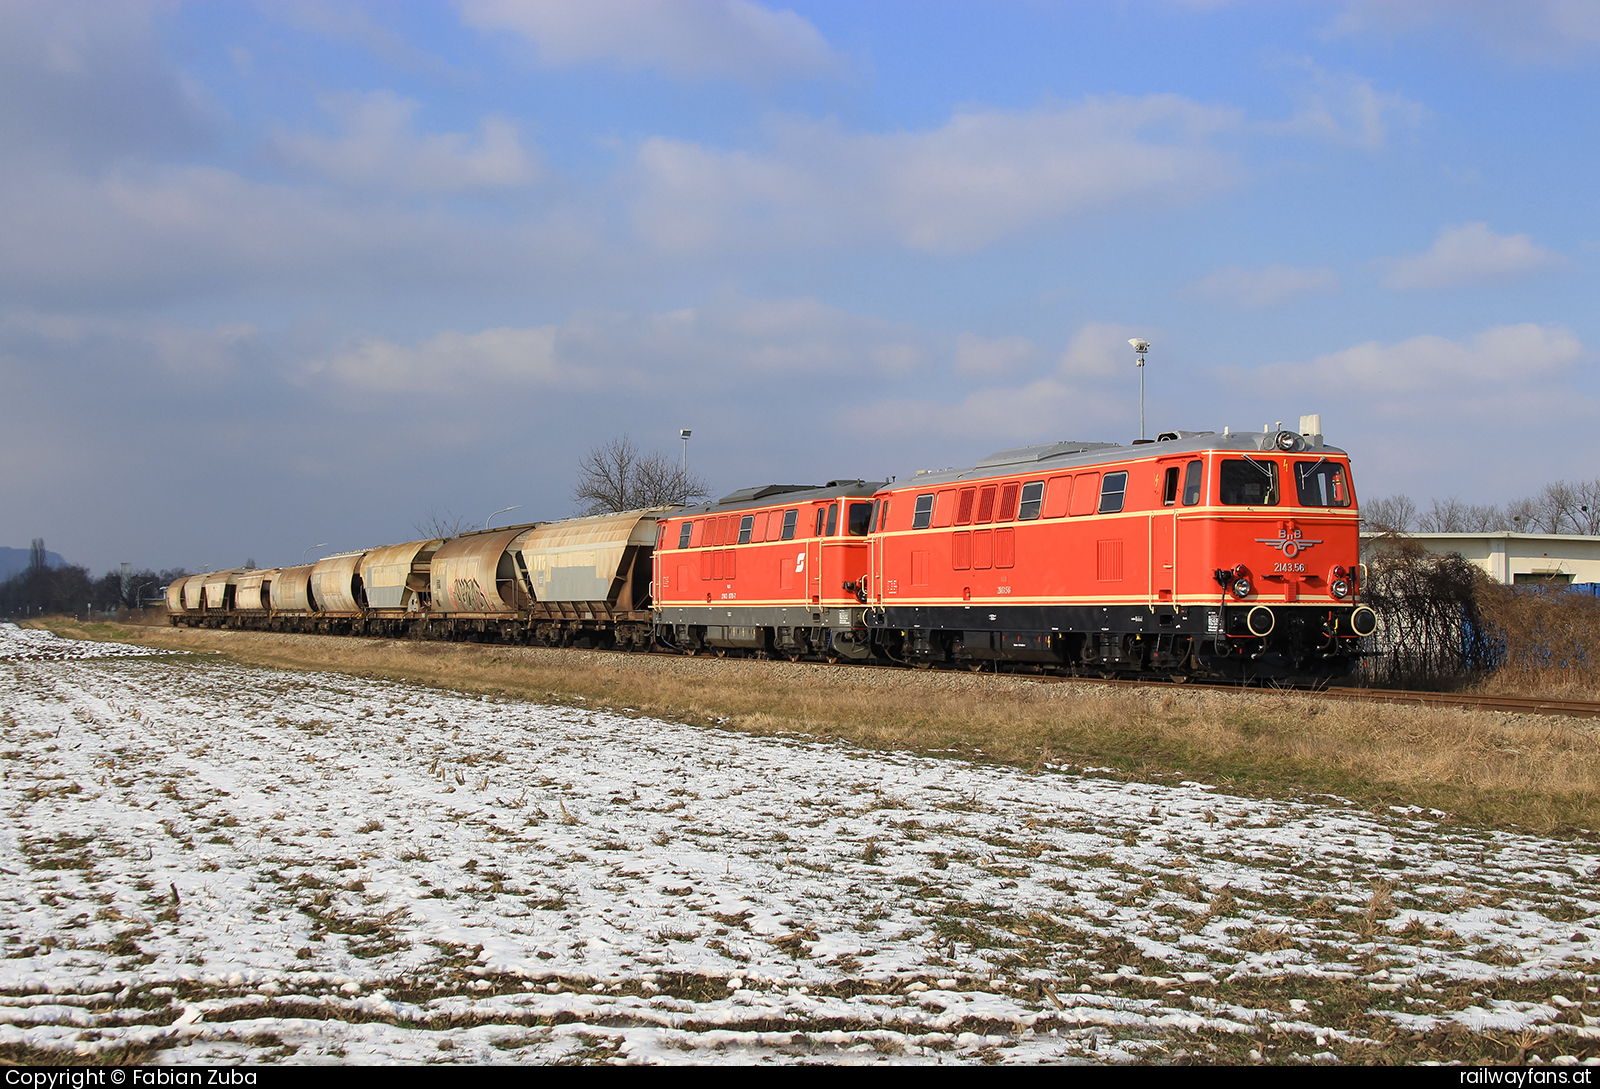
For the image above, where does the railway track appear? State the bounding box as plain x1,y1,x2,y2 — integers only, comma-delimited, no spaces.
101,620,1600,723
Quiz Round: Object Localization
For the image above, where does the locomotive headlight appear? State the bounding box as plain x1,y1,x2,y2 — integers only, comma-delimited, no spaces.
1329,577,1350,599
1231,577,1252,599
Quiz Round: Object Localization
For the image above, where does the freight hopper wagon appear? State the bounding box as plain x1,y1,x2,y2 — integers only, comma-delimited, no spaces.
166,510,668,647
862,421,1376,681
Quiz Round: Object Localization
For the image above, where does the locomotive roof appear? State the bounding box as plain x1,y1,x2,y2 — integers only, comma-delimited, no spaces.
897,430,1349,490
673,480,886,518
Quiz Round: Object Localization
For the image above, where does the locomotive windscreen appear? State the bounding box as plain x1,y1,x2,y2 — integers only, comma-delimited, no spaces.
1220,459,1280,505
1294,460,1351,507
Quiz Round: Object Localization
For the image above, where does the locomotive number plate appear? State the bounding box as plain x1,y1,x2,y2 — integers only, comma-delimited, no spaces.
1273,562,1306,573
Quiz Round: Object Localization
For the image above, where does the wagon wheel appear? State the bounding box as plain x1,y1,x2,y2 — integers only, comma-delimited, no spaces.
713,647,728,658
967,661,985,673
786,651,803,663
825,654,840,665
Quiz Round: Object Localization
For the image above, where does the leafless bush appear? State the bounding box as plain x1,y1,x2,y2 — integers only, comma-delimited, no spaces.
1361,537,1494,688
1477,582,1600,693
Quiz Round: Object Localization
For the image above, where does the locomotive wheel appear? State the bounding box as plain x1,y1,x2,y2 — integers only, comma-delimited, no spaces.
825,654,839,665
1169,674,1190,684
785,651,802,663
967,661,985,673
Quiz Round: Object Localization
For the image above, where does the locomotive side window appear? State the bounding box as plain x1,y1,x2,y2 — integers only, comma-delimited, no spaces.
1162,466,1180,507
912,494,935,529
1220,459,1280,505
815,507,826,537
847,502,872,536
1018,481,1044,520
1098,472,1128,514
738,514,755,544
780,509,799,540
677,522,692,549
1294,460,1351,507
1182,460,1203,506
825,502,839,537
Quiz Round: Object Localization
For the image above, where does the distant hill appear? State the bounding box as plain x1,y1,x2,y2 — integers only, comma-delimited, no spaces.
0,547,68,581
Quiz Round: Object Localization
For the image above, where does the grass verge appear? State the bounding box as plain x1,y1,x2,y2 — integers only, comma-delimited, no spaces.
29,618,1600,835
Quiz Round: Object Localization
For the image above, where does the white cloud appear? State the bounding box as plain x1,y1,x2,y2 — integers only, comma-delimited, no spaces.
1249,323,1583,409
838,376,1124,450
269,91,539,192
304,294,928,395
954,334,1037,379
1380,222,1560,290
460,0,838,83
1263,59,1424,150
1058,322,1154,378
1183,264,1339,308
631,97,1243,254
0,1,215,166
1331,1,1600,65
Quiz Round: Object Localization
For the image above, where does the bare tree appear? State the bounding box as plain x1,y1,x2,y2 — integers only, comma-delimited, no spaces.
413,507,470,540
1360,494,1415,533
573,436,711,515
1576,479,1600,535
1505,496,1539,532
1463,504,1506,532
1417,496,1469,533
1532,480,1582,534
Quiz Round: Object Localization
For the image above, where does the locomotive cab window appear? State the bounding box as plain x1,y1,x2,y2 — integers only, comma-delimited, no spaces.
737,514,755,544
1182,460,1203,506
677,522,692,549
911,494,935,529
1220,458,1280,505
1294,460,1351,507
1017,481,1044,520
826,502,840,537
780,509,799,540
1098,472,1128,514
847,502,872,536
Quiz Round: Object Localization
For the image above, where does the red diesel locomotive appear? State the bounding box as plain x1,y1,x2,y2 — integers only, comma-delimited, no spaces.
653,419,1374,681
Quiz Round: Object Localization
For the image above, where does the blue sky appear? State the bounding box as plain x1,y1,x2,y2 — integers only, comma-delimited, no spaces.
3,0,1597,573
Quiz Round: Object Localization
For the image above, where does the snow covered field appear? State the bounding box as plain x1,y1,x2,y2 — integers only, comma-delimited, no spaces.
2,622,1598,1065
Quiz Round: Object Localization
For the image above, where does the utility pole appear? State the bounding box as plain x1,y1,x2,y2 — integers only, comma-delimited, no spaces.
1128,339,1150,440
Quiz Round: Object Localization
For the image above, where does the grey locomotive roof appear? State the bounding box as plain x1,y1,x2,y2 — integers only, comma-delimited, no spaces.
674,480,886,518
899,429,1348,490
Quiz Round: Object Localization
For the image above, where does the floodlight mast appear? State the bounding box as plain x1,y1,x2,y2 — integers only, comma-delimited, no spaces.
1128,339,1151,440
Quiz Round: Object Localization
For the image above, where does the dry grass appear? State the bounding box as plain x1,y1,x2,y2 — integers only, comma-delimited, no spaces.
32,618,1600,834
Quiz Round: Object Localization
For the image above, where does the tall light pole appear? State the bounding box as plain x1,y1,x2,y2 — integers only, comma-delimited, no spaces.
484,505,521,531
1128,339,1150,440
301,543,327,565
680,429,692,473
